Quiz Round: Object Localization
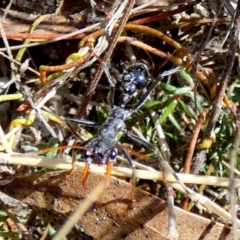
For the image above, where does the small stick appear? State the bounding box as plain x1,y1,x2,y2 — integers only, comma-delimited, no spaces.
166,186,179,240
184,109,208,174
76,0,136,117
191,4,240,174
181,109,208,209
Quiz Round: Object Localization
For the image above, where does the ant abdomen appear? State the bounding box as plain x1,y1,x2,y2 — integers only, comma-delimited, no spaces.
122,63,149,96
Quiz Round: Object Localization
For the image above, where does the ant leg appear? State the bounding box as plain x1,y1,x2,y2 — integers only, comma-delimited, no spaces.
91,51,116,108
101,62,116,108
82,162,90,186
65,118,101,140
57,118,97,182
106,162,113,187
133,67,181,111
126,130,180,237
120,148,136,194
65,118,99,183
66,118,100,127
124,131,189,194
81,149,97,186
105,148,118,186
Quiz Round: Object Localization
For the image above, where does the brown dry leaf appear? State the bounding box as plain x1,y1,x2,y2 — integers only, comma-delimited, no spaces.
0,170,237,240
0,0,194,40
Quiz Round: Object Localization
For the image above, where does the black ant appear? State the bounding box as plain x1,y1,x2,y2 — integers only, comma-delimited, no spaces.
66,64,184,189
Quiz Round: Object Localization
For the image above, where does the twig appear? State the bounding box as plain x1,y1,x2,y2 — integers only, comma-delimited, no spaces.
53,180,106,239
130,0,201,25
181,109,208,209
229,113,240,239
184,109,208,174
171,183,240,228
191,1,224,65
2,0,14,19
166,186,178,240
222,160,240,176
191,3,240,174
0,22,101,52
0,20,15,73
0,126,12,153
76,0,136,117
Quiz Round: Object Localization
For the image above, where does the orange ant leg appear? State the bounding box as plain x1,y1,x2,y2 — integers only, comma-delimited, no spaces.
82,162,90,186
106,162,113,187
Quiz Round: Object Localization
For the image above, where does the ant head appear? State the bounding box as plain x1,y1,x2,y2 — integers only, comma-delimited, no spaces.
122,63,149,95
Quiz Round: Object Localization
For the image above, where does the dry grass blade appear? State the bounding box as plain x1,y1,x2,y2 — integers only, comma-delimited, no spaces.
1,152,240,188
0,125,12,153
229,114,240,238
192,1,240,174
53,180,106,240
76,0,136,117
0,151,240,230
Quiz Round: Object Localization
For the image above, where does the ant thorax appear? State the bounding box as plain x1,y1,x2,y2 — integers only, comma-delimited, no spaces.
99,108,130,138
85,107,130,165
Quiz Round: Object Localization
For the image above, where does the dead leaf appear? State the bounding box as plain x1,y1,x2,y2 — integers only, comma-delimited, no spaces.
0,170,237,239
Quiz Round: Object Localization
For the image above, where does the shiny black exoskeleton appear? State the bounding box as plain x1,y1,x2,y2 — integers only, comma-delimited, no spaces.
66,63,176,185
121,63,149,105
82,64,149,166
122,63,149,95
